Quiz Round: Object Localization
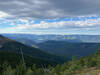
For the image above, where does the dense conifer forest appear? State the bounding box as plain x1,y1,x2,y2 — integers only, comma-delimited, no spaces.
0,49,100,75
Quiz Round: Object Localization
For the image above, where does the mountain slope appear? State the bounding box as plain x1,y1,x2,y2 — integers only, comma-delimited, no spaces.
2,34,100,58
37,40,100,57
0,35,67,64
0,51,58,67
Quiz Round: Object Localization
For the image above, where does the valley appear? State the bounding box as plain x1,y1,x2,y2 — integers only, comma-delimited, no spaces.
1,34,100,75
3,34,100,58
0,35,67,66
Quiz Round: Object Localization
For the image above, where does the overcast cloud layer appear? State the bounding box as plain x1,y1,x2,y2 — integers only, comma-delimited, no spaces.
0,0,100,34
0,0,100,19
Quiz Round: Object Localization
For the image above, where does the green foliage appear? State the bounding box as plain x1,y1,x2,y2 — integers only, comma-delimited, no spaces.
2,66,15,75
1,48,100,75
0,51,58,68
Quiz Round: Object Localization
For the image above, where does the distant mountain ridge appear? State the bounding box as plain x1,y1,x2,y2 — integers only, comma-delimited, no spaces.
2,34,100,43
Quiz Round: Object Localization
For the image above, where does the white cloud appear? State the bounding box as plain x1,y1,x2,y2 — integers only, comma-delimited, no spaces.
18,18,29,23
1,16,100,34
13,17,100,30
0,11,10,18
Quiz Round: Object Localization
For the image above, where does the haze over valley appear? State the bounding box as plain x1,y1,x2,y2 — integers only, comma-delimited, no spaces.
0,0,100,74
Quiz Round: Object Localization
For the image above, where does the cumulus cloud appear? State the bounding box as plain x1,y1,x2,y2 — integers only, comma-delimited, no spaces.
7,16,100,31
0,11,11,18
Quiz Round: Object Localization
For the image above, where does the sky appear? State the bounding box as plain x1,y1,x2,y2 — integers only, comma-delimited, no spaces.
0,0,100,35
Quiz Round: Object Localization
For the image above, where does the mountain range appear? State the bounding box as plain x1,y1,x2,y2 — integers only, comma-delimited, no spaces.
1,34,100,74
2,34,100,58
0,35,68,66
3,34,100,43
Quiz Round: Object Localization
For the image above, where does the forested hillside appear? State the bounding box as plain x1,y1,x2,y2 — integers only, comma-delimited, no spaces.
0,51,58,67
1,49,100,75
37,40,100,57
0,35,68,64
1,35,100,75
3,34,100,58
